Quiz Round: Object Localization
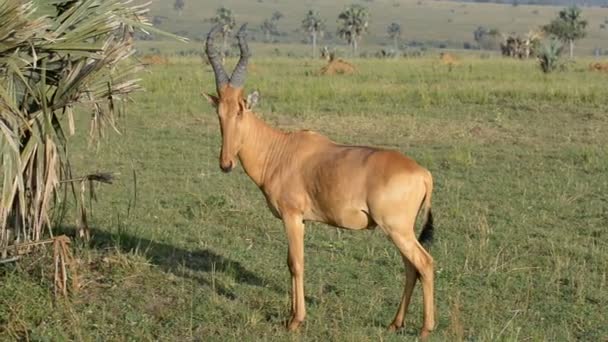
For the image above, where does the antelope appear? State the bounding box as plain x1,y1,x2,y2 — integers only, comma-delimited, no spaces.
202,24,437,339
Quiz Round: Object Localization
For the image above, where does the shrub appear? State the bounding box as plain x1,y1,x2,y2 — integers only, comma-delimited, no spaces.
0,0,182,253
538,39,564,73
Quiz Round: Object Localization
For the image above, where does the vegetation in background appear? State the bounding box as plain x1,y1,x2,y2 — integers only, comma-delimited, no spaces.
302,10,326,59
538,38,564,73
543,5,587,58
141,0,608,57
260,11,284,43
386,22,402,50
205,7,236,61
448,0,607,6
337,4,370,56
173,0,184,16
473,26,501,50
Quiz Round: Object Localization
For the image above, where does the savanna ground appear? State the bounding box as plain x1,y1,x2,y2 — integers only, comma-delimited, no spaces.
1,56,607,341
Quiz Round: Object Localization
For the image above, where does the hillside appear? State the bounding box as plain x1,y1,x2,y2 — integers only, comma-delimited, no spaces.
140,0,608,56
448,0,608,7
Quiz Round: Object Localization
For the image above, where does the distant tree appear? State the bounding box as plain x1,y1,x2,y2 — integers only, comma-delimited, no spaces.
272,11,284,22
206,7,236,61
302,10,325,59
337,4,370,56
152,15,164,27
387,22,401,50
173,0,185,15
261,11,283,42
260,19,277,42
543,6,587,58
473,26,487,46
473,26,500,50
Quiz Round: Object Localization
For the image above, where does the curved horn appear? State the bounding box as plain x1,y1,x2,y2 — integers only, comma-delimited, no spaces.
205,24,230,92
229,24,250,88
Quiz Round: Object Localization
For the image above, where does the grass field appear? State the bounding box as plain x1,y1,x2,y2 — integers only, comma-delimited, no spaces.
1,55,607,341
136,0,608,56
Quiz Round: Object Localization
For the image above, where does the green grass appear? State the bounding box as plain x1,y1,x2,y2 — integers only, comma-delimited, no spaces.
136,0,608,56
1,56,607,341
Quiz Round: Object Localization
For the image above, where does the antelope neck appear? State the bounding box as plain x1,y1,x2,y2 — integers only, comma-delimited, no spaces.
237,112,288,187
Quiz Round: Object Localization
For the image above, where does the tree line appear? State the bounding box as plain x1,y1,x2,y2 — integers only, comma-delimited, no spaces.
176,2,590,59
200,5,374,58
452,0,608,6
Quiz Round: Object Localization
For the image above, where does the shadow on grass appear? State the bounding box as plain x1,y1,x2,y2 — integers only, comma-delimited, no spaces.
57,225,279,301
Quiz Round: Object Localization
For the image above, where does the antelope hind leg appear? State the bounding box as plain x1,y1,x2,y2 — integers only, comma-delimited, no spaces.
388,231,435,338
388,256,418,331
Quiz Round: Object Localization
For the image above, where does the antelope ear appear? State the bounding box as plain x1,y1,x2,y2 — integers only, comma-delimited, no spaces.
245,91,259,110
202,92,220,107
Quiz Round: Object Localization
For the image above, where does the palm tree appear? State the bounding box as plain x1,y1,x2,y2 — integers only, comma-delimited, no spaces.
260,19,278,42
272,11,284,22
538,38,564,73
207,7,236,61
337,4,370,57
387,22,401,50
261,11,284,43
173,0,185,15
0,0,183,254
473,26,488,48
543,6,587,58
302,10,325,59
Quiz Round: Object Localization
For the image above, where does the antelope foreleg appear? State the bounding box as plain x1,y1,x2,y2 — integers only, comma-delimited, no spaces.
284,214,306,331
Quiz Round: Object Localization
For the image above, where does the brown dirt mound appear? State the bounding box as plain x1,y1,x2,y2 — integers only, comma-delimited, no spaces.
440,52,460,66
140,55,169,65
589,62,608,72
320,58,356,75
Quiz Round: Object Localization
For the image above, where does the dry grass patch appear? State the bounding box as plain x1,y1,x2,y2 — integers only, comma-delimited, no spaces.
588,62,608,73
140,55,170,65
320,58,356,75
440,52,460,66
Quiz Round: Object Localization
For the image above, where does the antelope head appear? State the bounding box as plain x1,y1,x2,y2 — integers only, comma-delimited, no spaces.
203,24,259,173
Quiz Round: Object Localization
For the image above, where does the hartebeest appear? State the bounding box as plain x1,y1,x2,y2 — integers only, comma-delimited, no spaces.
202,24,437,338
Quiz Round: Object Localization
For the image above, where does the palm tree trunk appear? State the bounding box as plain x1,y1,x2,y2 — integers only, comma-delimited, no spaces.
393,36,398,50
352,38,358,57
569,39,574,59
312,32,317,59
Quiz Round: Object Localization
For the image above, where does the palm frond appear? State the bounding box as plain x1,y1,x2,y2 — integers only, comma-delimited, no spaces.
0,0,179,254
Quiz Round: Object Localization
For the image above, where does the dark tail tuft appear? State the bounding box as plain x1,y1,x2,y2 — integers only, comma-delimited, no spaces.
417,209,434,247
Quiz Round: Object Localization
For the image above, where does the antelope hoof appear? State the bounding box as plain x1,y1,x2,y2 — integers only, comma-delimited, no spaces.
420,329,432,340
387,322,404,332
287,317,303,331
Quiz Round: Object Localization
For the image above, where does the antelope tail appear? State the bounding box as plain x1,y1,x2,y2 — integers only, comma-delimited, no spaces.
417,172,434,247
